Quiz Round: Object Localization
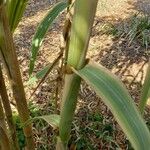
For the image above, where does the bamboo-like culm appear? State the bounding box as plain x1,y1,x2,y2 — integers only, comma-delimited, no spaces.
0,125,11,150
0,96,11,150
0,65,19,150
58,0,98,149
0,97,7,132
0,2,35,149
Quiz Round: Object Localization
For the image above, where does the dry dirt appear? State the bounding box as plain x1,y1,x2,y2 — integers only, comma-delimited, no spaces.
13,0,150,149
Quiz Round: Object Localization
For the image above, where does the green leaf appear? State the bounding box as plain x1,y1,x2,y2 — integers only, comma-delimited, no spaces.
6,0,28,32
36,64,50,79
27,64,51,85
139,62,150,114
25,115,60,129
73,61,150,150
27,76,38,85
29,2,68,75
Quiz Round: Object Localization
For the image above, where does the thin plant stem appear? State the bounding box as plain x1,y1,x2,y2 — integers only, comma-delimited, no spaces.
0,65,19,150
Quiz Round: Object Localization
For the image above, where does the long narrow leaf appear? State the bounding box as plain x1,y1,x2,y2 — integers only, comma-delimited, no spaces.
24,115,60,129
29,2,68,75
28,51,62,85
6,0,28,32
139,61,150,114
28,64,51,85
73,61,150,150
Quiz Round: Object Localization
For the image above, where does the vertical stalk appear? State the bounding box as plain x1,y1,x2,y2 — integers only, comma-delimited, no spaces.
62,0,73,64
0,2,35,150
139,61,150,114
0,65,19,150
0,97,7,132
0,126,11,150
58,0,98,149
0,97,11,150
59,74,81,148
67,0,98,69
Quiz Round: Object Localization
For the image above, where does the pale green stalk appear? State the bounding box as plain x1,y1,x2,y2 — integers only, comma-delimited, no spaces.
67,0,98,69
59,74,81,148
58,0,98,149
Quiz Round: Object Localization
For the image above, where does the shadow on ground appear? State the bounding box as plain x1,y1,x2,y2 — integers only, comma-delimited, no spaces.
134,0,150,15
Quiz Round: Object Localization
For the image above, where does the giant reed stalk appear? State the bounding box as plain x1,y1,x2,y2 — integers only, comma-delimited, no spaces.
0,65,19,150
0,1,34,149
0,96,11,150
58,0,98,149
0,97,6,132
0,126,11,150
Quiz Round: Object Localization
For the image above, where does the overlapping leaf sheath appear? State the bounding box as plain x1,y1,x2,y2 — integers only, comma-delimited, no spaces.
58,0,98,149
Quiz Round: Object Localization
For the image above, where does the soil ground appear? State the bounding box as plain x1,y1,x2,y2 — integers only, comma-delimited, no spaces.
13,0,150,149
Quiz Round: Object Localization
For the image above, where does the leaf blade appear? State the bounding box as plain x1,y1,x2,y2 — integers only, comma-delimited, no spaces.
25,114,60,129
37,115,60,128
139,61,150,114
73,61,150,150
6,0,28,32
27,64,51,85
29,2,68,75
